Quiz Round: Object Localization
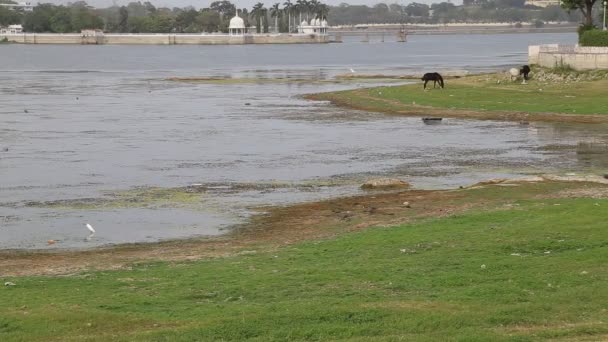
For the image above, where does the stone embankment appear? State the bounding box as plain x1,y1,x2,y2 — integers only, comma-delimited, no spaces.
529,44,608,71
0,33,330,45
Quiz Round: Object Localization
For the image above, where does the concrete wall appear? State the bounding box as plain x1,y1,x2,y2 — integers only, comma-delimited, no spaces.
0,33,329,45
529,44,608,70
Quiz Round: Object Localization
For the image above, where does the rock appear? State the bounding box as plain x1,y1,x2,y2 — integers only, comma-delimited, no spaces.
47,240,56,245
4,282,16,286
361,178,410,190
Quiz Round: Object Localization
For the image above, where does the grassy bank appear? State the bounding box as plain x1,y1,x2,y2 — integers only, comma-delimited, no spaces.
1,181,608,341
307,71,608,123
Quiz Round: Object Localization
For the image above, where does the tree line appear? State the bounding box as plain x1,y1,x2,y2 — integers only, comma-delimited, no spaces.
0,0,592,34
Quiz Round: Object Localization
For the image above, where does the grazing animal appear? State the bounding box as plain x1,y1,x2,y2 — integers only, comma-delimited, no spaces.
421,72,444,89
520,65,531,80
510,65,531,82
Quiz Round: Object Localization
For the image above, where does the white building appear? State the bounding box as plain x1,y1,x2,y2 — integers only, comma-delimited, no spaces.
0,2,34,12
0,24,23,34
228,14,246,35
524,0,560,7
298,18,328,34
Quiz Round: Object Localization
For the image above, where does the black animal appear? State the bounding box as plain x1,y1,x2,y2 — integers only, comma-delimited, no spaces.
421,72,444,89
520,65,531,81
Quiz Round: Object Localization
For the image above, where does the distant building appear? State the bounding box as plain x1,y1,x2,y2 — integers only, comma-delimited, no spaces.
298,18,328,34
0,24,23,34
228,14,246,35
525,0,560,7
0,2,34,12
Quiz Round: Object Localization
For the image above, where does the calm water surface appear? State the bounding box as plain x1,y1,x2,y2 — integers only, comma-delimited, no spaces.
2,33,607,249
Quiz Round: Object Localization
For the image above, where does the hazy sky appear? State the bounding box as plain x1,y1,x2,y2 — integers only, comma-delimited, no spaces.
38,0,450,10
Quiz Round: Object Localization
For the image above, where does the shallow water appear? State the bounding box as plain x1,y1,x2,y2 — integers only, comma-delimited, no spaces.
3,32,607,249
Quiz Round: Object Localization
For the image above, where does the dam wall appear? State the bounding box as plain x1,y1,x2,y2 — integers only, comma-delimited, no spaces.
0,33,330,45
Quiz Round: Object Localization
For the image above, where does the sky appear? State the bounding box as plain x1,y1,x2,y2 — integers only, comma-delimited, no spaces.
36,0,452,10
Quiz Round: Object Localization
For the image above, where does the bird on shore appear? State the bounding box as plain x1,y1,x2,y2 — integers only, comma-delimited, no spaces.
85,223,96,240
349,68,355,73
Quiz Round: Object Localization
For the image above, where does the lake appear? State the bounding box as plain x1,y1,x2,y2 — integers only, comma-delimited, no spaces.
3,32,607,249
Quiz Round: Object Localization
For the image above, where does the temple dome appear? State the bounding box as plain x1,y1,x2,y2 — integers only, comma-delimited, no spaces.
229,15,245,29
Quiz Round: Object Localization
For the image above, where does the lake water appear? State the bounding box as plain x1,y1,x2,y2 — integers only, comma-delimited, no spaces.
3,32,607,249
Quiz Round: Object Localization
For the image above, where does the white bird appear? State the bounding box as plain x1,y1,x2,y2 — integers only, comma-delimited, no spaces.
349,68,355,73
85,223,96,240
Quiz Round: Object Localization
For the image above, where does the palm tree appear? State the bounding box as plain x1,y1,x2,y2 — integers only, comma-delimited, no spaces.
270,3,281,33
296,0,306,24
306,0,317,21
252,2,264,33
308,0,319,22
316,3,329,21
283,0,293,32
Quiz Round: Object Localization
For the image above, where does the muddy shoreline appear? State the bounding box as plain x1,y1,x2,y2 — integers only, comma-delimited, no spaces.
3,176,608,277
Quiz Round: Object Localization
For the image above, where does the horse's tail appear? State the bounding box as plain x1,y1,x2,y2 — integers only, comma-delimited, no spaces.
437,73,444,88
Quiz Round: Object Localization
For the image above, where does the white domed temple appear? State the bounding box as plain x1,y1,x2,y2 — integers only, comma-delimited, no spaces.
229,14,246,35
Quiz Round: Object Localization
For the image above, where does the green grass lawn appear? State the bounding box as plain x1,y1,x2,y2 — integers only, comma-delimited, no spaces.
311,76,608,117
2,196,607,341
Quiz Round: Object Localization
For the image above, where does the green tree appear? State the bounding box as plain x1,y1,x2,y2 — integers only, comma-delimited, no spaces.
70,4,104,31
0,6,22,26
561,0,597,27
49,6,72,33
406,3,430,17
209,0,236,18
23,4,56,32
197,9,220,33
175,8,198,32
118,6,129,32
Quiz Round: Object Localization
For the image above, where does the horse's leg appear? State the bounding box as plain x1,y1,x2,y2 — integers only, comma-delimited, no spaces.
423,80,428,89
433,80,436,88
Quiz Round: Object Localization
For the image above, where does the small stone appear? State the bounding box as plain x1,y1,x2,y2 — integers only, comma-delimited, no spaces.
402,201,411,208
580,271,588,275
544,251,551,254
480,264,486,269
4,282,16,286
47,240,56,245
